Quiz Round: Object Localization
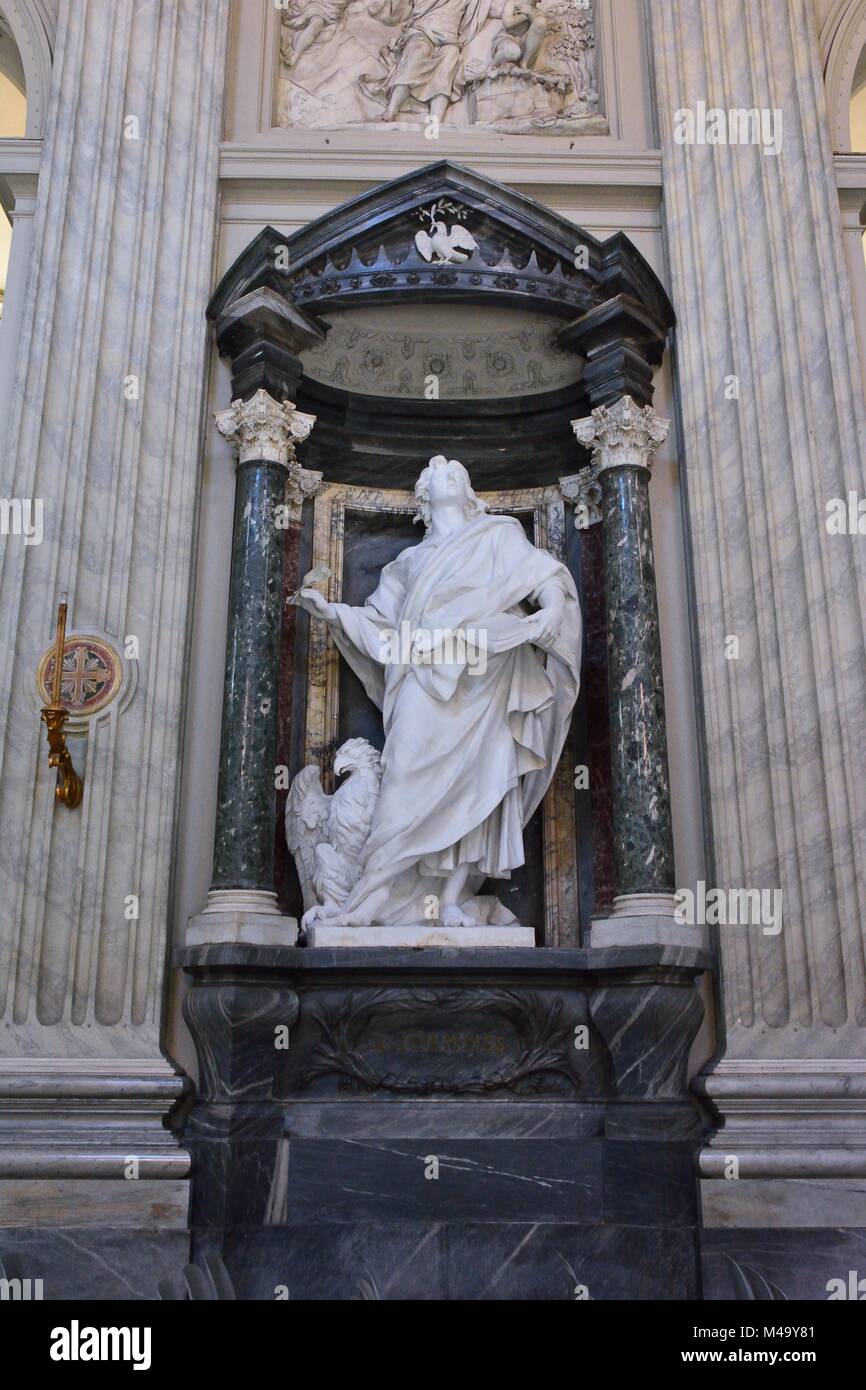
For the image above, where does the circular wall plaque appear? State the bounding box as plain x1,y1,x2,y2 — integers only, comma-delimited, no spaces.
36,636,124,718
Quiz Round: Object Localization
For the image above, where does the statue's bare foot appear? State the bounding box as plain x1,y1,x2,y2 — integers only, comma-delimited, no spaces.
314,909,374,929
440,904,477,929
301,902,343,931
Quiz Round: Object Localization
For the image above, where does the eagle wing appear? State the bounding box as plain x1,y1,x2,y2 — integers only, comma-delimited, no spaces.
285,765,331,912
448,225,478,255
312,769,381,908
415,229,434,262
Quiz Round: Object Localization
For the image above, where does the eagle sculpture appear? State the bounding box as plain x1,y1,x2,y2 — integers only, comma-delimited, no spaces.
285,737,383,927
415,213,479,266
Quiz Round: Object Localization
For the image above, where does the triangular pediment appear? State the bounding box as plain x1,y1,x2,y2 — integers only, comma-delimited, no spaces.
209,162,674,335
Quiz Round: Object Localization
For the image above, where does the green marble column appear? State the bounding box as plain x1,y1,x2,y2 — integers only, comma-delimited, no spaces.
573,397,675,908
205,389,316,918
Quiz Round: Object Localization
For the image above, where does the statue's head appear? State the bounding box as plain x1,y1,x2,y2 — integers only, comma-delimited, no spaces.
413,455,487,531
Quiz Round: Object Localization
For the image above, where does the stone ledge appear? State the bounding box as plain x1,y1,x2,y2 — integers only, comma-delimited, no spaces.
701,1176,866,1228
591,913,710,950
0,1150,190,1179
176,942,714,976
0,1178,190,1228
305,924,536,949
699,1149,866,1179
187,910,298,947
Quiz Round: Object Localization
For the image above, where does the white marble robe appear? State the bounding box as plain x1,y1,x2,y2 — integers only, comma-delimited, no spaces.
326,513,581,924
362,0,494,111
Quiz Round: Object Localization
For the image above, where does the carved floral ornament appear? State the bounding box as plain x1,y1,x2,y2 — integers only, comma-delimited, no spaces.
215,390,321,522
571,397,671,475
559,467,603,529
215,390,317,466
285,467,324,524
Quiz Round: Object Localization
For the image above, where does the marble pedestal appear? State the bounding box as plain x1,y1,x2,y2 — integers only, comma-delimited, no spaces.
179,944,710,1301
305,924,536,948
591,913,709,950
187,912,298,948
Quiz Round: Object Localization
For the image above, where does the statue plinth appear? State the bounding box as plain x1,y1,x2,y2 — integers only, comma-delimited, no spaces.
305,923,536,948
178,941,711,1300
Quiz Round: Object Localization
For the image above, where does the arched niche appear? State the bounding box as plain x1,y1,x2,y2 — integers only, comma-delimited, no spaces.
852,42,866,149
0,0,54,139
207,160,675,944
822,0,866,151
0,1,51,384
210,161,673,479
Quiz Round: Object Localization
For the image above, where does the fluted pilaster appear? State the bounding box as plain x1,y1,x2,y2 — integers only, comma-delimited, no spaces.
0,0,229,1172
649,0,866,1172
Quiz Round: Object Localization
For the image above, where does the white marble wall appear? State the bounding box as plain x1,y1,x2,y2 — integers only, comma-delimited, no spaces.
650,0,866,1172
0,0,228,1172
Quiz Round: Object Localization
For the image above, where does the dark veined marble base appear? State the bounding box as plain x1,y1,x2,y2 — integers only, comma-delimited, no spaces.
701,1228,866,1302
178,944,711,1301
0,1228,189,1301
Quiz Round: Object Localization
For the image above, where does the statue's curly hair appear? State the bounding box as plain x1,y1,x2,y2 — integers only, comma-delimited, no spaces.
413,456,487,531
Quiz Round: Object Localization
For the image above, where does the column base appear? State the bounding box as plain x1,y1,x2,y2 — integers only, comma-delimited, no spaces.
695,1060,866,1178
591,897,708,949
611,893,677,917
200,888,282,915
0,1058,189,1179
187,903,298,947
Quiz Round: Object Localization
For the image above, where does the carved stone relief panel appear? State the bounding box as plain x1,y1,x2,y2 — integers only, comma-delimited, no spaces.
277,0,604,135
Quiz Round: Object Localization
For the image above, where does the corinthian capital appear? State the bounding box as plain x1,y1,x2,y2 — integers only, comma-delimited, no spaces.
215,389,316,466
572,396,670,475
560,468,603,530
284,467,324,525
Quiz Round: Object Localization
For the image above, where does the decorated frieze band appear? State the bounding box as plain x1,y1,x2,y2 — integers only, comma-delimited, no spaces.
289,210,597,318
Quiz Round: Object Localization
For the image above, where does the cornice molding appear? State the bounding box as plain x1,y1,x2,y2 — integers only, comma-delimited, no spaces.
218,141,665,190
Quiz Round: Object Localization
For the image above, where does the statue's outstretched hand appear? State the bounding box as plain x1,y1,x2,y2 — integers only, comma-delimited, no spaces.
297,588,337,622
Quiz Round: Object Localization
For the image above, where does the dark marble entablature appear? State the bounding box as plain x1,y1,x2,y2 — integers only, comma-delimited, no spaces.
207,162,675,382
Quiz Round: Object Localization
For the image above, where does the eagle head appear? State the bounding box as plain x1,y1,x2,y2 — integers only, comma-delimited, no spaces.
333,737,382,780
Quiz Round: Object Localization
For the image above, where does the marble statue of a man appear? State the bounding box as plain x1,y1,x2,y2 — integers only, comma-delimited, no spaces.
297,456,581,930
